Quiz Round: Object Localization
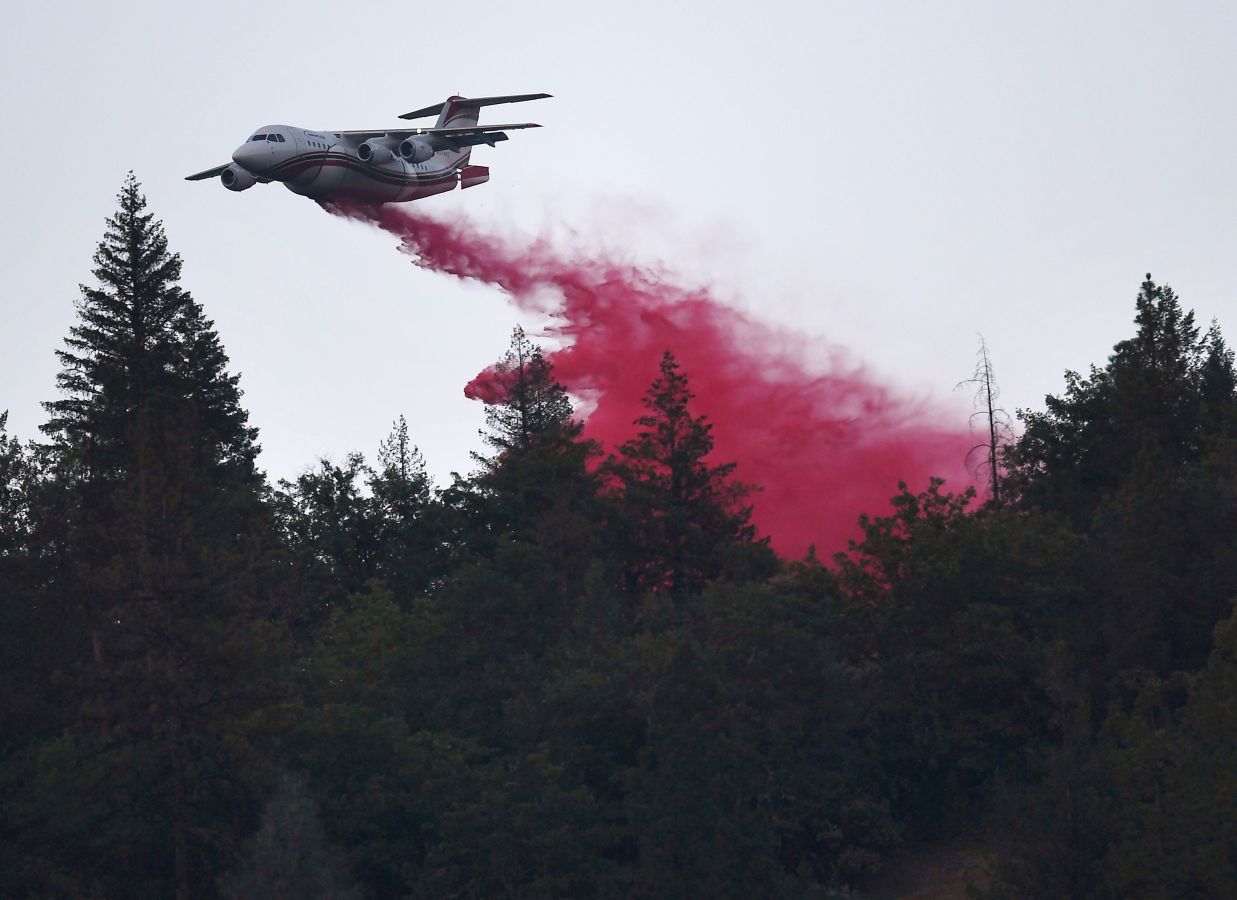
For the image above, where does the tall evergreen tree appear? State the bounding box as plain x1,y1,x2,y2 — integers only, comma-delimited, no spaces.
465,326,600,550
1007,275,1222,524
0,412,47,751
276,452,379,605
1006,275,1237,681
1199,322,1237,438
43,173,259,481
606,352,772,598
20,174,281,899
219,772,361,900
474,325,578,463
0,412,31,559
369,416,448,599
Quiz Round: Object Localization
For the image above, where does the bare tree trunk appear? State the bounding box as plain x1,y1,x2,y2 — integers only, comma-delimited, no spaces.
982,341,1002,507
957,336,1010,507
172,720,191,900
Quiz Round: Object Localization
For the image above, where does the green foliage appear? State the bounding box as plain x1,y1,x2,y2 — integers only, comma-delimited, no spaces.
463,327,603,560
475,325,579,462
43,172,258,483
0,412,33,556
5,209,1234,900
275,419,450,625
605,351,775,598
982,275,1236,895
1,175,284,898
1007,275,1233,525
987,605,1237,898
834,480,1081,824
277,453,382,603
0,414,44,749
219,771,361,900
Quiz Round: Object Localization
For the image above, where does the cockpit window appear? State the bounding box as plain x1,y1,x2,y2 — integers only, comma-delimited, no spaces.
267,133,278,142
251,134,267,141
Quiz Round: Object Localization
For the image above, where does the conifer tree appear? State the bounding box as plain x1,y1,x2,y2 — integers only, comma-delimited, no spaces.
219,772,361,900
468,326,599,547
0,412,44,747
0,412,31,557
1199,322,1237,438
27,174,280,899
607,352,770,598
43,173,259,481
1007,275,1237,680
370,415,446,598
276,452,378,603
1008,275,1230,523
474,325,579,463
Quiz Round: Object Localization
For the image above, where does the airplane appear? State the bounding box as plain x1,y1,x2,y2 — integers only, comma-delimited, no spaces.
185,93,549,203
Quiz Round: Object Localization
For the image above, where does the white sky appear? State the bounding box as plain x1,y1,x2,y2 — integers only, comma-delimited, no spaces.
2,0,1235,486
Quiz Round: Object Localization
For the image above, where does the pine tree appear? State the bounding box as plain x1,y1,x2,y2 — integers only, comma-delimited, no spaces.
1006,275,1237,682
0,412,31,557
26,174,280,899
219,772,361,900
474,325,579,464
467,326,600,548
0,413,44,750
1008,275,1228,524
1199,322,1237,439
607,352,771,599
276,453,379,603
43,173,259,481
370,416,447,599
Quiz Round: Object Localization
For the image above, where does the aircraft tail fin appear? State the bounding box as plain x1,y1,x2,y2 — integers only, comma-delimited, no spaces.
435,96,479,129
433,96,518,167
399,93,549,169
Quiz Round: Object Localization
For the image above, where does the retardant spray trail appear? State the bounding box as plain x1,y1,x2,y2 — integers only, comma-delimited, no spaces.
328,203,975,558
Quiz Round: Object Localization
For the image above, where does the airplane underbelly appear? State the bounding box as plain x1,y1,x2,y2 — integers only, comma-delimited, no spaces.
392,164,458,202
281,147,404,202
281,152,345,198
280,150,460,203
340,165,407,203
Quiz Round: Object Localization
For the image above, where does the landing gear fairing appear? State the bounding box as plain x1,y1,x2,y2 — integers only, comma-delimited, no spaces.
185,93,549,204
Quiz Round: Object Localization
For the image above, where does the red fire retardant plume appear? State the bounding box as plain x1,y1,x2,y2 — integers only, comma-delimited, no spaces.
327,203,975,558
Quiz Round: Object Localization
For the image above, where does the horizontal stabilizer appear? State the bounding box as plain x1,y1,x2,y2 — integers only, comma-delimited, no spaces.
398,92,551,120
185,163,231,181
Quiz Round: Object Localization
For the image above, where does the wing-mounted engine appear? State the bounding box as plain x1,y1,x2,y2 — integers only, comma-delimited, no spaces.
357,136,400,164
221,165,257,192
398,138,435,163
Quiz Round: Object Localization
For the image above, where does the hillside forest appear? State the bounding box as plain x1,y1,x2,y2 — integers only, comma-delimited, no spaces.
1,176,1234,898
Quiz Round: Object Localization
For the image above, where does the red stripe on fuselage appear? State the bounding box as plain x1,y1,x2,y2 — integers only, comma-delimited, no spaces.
273,153,460,187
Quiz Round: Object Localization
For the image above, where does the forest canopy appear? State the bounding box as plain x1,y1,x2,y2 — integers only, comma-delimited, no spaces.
1,177,1234,899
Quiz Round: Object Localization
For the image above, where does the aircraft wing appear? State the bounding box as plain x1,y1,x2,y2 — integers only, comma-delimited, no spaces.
185,163,232,181
336,123,540,140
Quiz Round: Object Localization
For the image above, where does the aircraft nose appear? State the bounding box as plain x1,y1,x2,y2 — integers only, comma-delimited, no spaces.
231,142,264,172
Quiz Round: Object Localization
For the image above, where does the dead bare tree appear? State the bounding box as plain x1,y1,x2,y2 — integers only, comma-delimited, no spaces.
956,335,1014,507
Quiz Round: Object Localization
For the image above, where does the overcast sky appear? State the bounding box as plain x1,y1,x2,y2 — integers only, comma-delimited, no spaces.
3,0,1235,485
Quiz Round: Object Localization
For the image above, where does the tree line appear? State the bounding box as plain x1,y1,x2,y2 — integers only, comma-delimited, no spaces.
1,176,1234,898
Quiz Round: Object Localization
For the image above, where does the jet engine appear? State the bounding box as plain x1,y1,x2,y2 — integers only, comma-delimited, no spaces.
220,165,256,192
357,140,395,164
398,138,434,163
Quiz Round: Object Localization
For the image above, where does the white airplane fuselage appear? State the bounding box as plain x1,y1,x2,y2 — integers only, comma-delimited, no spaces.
188,94,547,204
229,124,476,203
